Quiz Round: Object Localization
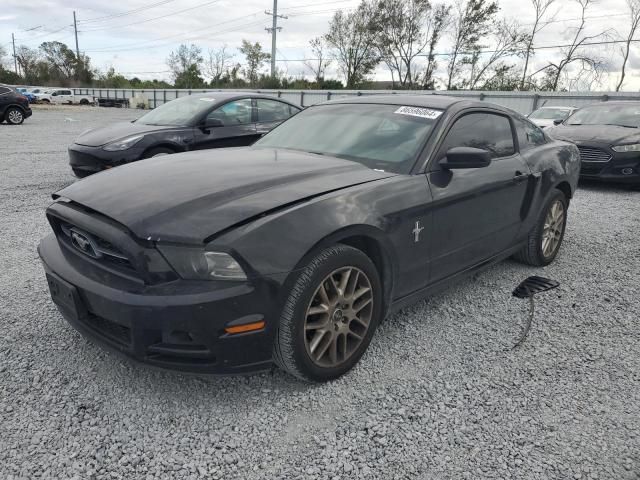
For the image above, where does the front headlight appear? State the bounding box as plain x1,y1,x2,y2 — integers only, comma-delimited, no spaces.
157,246,247,281
103,134,144,151
612,143,640,153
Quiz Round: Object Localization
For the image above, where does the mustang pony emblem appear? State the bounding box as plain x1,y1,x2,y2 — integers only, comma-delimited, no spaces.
412,221,424,243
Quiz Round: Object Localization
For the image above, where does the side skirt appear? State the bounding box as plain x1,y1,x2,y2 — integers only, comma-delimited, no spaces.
388,242,526,315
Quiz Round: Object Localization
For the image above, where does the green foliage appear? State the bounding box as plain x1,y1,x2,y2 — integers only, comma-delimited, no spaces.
239,40,270,86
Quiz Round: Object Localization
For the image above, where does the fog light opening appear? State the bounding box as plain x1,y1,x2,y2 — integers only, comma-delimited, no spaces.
621,168,634,175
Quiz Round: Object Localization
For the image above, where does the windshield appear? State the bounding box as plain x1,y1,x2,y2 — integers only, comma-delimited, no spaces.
530,108,571,120
255,103,441,173
565,104,640,127
136,95,220,126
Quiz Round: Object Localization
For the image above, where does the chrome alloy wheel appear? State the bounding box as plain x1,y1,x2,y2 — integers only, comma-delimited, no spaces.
542,199,565,258
304,267,374,368
8,109,23,124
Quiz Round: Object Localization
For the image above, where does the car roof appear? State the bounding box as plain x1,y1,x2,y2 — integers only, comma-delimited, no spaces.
537,106,575,110
188,91,299,106
316,94,520,114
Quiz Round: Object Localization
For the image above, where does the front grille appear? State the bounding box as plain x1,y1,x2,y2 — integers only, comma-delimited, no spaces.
84,313,132,346
577,146,612,163
57,221,135,272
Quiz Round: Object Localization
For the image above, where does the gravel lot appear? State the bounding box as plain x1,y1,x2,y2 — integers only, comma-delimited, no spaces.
1,106,638,479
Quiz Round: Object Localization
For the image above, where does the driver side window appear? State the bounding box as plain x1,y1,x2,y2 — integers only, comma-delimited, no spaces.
438,112,515,160
206,99,253,126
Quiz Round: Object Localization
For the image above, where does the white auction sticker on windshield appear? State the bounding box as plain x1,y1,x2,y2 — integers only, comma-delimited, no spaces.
394,106,442,119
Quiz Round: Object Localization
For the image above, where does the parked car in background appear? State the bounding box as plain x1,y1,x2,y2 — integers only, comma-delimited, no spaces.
546,101,640,185
528,106,579,128
37,89,95,105
40,95,580,382
68,92,302,177
0,85,32,125
15,88,36,103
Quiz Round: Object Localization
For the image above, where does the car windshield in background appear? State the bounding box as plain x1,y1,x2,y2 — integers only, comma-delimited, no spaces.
565,104,640,128
136,95,219,126
530,108,571,120
255,103,441,173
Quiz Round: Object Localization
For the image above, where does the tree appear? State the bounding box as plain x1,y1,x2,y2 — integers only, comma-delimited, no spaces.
239,40,270,86
206,45,234,85
466,20,530,89
40,41,77,78
166,44,203,87
421,4,451,89
616,0,640,91
15,46,41,83
521,0,557,90
375,0,433,88
174,64,206,88
304,37,332,84
325,2,381,88
445,0,499,90
537,0,610,91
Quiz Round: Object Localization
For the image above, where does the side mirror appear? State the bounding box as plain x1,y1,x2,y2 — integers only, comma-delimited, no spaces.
202,118,224,129
51,92,58,96
439,147,492,170
553,118,563,125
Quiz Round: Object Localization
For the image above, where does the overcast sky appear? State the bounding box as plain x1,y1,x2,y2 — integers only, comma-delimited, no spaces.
2,0,639,90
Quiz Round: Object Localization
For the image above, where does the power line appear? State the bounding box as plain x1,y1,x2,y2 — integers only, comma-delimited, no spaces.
79,0,223,32
77,0,177,24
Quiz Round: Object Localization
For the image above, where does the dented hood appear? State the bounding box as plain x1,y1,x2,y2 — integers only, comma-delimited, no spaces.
54,148,395,243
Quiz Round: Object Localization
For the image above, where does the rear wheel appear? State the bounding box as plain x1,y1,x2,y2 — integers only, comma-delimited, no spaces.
72,168,93,178
79,99,90,105
142,147,175,158
5,107,24,125
274,245,383,382
514,189,568,266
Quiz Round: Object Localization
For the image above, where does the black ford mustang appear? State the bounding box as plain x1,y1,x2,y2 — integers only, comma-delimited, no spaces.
546,101,640,184
68,92,300,178
39,95,580,382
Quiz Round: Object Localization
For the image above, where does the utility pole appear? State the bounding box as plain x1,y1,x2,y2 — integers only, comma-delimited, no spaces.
73,11,80,60
265,0,287,78
11,33,18,75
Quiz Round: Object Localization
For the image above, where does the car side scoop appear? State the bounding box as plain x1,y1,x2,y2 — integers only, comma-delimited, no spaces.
511,276,560,349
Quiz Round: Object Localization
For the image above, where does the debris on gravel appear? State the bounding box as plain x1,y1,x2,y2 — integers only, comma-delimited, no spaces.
1,107,638,479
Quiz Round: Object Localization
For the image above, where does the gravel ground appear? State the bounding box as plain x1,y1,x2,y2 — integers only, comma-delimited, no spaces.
1,106,638,479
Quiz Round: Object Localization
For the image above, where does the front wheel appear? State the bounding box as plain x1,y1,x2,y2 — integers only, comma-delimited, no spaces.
514,189,568,266
142,147,175,159
274,245,383,382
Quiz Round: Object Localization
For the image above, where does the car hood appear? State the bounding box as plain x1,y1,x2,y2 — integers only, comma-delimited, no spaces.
74,121,183,147
54,148,396,243
530,118,555,128
545,124,640,145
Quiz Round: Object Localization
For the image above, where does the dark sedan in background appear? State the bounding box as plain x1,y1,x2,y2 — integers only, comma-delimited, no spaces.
546,101,640,185
68,93,301,177
40,95,579,382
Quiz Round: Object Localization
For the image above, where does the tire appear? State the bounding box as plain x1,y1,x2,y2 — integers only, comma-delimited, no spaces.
79,99,89,105
41,99,50,104
142,147,175,159
274,244,383,382
72,168,93,179
5,107,25,125
514,189,568,266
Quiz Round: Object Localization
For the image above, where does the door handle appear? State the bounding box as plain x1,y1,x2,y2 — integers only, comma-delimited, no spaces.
513,171,530,183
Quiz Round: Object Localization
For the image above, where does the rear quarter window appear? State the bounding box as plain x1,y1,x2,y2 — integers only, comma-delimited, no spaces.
514,117,547,151
0,86,11,95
